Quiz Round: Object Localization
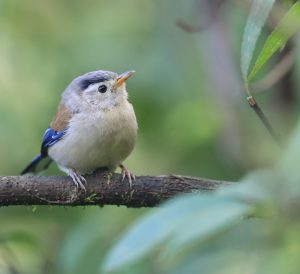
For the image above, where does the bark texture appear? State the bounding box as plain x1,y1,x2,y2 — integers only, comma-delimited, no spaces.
0,170,233,207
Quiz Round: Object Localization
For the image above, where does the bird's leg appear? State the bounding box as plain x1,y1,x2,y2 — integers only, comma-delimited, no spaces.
68,168,86,191
119,164,135,188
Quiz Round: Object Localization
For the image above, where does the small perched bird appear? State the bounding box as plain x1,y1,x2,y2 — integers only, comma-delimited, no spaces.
21,70,138,190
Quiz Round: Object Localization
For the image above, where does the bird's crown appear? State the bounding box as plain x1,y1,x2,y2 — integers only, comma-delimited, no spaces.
72,70,118,91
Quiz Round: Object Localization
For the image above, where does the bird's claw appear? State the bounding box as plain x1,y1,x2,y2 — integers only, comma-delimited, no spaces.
120,164,135,188
68,169,86,191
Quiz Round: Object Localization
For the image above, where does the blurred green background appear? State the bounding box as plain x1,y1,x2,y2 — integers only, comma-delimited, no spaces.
0,0,298,273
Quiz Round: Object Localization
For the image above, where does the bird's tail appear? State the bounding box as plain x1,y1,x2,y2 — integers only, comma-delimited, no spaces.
21,155,52,175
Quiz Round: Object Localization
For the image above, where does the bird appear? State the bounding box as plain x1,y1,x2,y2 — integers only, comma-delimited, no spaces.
21,70,138,190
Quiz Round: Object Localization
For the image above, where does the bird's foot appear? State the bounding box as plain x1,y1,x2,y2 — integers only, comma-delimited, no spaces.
68,168,87,191
119,164,135,188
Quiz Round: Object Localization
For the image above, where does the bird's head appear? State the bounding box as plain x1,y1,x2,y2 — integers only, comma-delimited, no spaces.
63,70,135,111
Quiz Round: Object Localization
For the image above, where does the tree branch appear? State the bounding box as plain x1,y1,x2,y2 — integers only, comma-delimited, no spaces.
0,170,233,207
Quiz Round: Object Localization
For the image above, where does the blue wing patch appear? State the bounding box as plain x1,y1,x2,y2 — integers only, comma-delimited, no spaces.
41,127,66,156
21,127,66,175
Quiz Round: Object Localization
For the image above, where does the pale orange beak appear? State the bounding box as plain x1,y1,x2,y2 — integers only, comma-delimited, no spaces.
113,70,135,90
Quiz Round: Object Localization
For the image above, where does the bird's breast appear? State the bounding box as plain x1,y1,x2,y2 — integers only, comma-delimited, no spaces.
48,103,137,173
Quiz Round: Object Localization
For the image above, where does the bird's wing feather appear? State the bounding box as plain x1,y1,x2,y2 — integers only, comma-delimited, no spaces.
21,154,53,174
21,102,71,174
22,127,65,174
40,102,71,156
50,102,72,131
41,127,66,156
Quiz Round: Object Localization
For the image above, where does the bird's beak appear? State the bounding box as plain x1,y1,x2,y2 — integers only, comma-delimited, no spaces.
113,70,135,90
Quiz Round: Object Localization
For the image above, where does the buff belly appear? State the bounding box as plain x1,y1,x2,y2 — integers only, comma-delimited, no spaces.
48,104,137,174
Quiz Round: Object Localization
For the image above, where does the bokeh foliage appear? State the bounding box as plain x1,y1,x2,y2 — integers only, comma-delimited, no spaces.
0,0,300,273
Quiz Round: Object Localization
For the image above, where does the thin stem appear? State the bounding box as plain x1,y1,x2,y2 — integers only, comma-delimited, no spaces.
247,96,281,146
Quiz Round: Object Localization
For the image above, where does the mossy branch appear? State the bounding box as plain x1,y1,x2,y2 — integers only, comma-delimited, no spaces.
0,170,233,207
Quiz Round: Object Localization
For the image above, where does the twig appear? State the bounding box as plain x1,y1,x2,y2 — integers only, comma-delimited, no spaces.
0,170,233,207
247,96,281,146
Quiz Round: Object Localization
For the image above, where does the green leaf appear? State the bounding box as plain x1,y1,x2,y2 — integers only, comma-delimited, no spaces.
241,0,275,79
167,220,273,274
102,194,251,273
162,200,250,257
248,1,300,80
217,172,271,203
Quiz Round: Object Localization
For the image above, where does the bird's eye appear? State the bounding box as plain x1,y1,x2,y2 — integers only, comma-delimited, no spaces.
98,85,107,93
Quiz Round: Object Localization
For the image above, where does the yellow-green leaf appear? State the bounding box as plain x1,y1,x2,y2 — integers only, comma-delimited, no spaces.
248,1,300,81
241,0,275,79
